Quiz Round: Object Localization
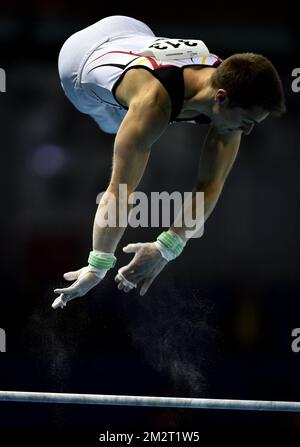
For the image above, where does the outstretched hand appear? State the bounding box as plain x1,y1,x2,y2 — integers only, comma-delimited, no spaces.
52,242,169,309
115,242,168,296
52,266,105,309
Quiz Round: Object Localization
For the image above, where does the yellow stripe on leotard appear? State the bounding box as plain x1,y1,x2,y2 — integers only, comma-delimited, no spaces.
135,57,149,65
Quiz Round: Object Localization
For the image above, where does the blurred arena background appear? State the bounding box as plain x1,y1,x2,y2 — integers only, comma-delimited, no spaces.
0,0,300,435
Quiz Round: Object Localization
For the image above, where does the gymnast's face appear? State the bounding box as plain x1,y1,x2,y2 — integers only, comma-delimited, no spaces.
212,89,270,135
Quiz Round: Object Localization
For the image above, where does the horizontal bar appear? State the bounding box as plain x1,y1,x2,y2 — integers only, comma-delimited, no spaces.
0,391,300,412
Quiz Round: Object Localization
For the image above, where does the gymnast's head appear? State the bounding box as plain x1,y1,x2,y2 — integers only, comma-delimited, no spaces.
209,53,286,135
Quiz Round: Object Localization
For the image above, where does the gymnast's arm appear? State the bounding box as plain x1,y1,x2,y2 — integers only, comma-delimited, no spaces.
115,125,242,296
93,86,171,252
52,82,171,308
170,124,242,241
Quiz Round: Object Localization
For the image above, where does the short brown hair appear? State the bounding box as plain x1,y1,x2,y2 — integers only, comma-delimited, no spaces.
211,53,286,115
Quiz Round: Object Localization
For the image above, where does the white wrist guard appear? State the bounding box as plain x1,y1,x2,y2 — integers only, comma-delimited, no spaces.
87,250,116,278
154,230,186,261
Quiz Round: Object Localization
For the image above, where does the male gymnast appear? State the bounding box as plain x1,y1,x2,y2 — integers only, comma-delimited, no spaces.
52,15,285,309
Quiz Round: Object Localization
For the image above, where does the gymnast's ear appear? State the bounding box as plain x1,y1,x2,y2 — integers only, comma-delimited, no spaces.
215,89,229,105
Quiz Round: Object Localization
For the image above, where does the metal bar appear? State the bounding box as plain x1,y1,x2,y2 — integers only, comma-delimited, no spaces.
0,391,299,412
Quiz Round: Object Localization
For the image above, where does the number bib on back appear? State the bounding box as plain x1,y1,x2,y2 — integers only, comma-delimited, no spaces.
138,37,210,61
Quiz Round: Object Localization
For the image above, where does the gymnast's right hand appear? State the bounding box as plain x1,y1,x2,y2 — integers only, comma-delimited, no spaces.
51,250,117,310
51,266,106,310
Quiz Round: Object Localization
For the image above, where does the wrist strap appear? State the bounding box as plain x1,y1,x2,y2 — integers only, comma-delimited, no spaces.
88,251,116,270
156,230,185,260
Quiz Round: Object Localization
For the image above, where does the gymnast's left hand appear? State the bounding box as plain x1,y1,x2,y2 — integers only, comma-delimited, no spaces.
51,266,106,309
115,242,168,296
